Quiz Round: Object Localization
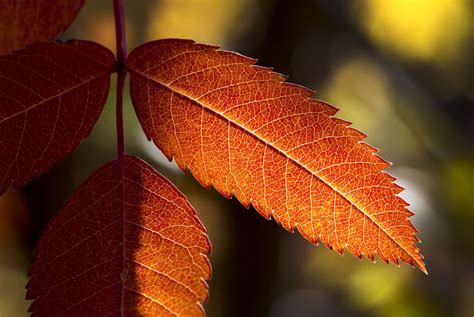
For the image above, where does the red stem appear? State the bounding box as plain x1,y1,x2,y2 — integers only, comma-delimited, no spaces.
113,0,127,312
114,0,126,159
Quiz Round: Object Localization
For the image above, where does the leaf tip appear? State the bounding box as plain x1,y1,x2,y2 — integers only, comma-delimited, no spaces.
413,256,428,275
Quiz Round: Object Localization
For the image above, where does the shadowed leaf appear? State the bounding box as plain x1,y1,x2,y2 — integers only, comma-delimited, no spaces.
0,40,115,194
26,155,211,316
0,0,84,54
127,39,426,273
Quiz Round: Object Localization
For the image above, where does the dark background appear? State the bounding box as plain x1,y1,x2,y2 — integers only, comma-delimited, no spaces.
0,0,473,316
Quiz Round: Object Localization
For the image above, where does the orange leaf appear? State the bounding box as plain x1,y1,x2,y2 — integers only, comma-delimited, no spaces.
27,155,211,316
0,40,115,194
0,0,84,54
127,39,426,273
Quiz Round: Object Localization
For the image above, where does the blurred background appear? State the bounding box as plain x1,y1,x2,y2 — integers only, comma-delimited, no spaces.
1,0,473,316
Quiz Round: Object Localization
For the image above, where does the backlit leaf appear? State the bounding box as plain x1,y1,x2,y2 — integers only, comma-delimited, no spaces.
0,40,115,194
127,39,426,273
0,0,84,54
26,155,211,316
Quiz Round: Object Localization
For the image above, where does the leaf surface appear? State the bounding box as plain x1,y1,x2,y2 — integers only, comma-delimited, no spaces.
127,39,426,273
0,0,84,54
27,155,211,316
0,40,115,194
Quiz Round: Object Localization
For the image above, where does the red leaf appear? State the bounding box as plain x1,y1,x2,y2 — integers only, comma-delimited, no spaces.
0,0,84,54
26,155,211,316
127,39,426,273
0,40,115,194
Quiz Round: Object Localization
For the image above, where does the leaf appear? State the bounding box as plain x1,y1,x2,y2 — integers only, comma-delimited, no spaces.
26,155,211,316
0,40,115,194
0,0,84,54
127,39,426,273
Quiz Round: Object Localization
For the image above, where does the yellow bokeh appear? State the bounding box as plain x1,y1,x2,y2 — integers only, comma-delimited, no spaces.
355,0,471,64
146,0,255,47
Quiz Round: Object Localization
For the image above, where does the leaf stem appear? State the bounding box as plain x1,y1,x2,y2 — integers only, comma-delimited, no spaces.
113,0,127,314
114,0,126,159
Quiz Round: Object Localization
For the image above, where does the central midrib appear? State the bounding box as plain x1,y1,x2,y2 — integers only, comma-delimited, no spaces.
131,69,419,266
0,72,110,124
